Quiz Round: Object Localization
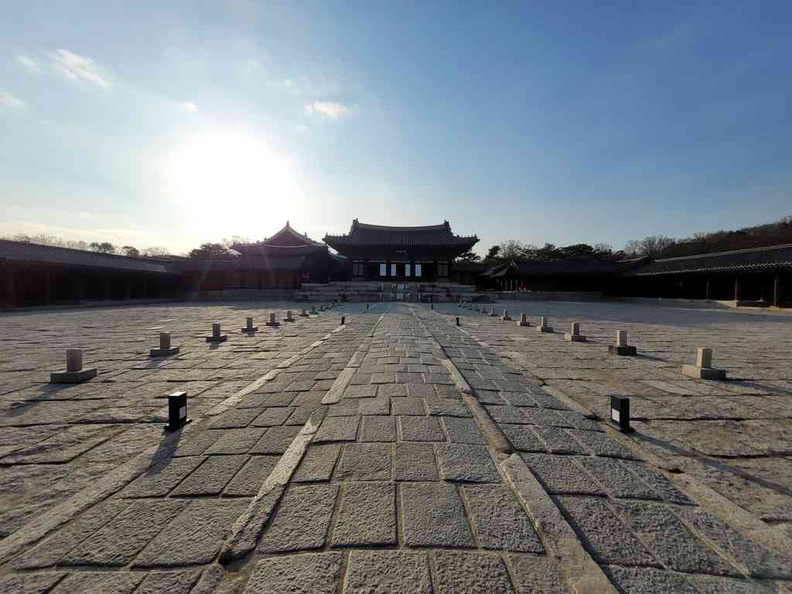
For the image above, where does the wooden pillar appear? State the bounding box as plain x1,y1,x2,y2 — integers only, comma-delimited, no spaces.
5,267,16,307
734,276,740,302
103,277,110,300
705,277,711,300
44,270,53,305
773,274,781,308
124,277,131,300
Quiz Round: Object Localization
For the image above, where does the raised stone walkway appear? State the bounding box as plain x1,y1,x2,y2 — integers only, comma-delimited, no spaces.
0,303,789,593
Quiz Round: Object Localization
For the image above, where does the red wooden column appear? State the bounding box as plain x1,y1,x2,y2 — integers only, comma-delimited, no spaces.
773,274,781,308
734,276,741,302
705,278,711,300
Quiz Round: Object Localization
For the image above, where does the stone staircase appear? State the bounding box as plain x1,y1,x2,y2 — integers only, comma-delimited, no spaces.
294,281,489,303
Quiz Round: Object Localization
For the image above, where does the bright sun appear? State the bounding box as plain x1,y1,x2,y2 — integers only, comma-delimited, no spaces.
164,128,303,238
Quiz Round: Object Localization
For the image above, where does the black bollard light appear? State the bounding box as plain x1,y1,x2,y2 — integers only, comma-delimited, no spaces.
165,391,191,432
609,396,634,433
341,316,346,325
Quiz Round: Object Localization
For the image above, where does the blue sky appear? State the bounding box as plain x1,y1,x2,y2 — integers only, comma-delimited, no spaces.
1,1,790,255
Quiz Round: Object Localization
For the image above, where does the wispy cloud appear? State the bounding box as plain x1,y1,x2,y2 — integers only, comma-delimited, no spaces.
304,100,351,119
0,92,26,109
15,55,40,73
50,49,109,87
182,102,198,112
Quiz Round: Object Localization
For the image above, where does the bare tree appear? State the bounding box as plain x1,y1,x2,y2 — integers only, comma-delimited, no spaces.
624,236,675,257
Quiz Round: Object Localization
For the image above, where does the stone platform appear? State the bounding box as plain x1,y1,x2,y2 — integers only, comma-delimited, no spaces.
0,301,788,593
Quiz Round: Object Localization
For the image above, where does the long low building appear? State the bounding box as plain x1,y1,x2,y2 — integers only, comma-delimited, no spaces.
1,225,790,308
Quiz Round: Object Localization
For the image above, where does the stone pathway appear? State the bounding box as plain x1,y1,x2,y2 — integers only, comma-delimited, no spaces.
0,302,789,593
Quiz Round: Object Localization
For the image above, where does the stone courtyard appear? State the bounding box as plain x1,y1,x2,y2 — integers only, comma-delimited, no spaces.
0,300,789,593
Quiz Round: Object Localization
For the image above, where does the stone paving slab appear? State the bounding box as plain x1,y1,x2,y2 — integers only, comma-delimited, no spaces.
0,302,790,593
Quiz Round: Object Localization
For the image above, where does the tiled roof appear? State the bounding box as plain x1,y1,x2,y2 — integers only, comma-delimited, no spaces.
233,222,325,255
631,244,792,276
0,240,172,274
483,258,639,278
324,220,478,248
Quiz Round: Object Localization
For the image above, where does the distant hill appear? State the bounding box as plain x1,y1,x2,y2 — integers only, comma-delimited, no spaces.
658,216,792,258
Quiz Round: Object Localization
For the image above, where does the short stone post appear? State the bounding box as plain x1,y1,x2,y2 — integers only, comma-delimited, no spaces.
501,309,511,321
266,313,281,327
489,306,497,317
241,317,258,333
285,310,295,322
300,308,309,317
608,330,636,356
537,316,554,333
516,312,530,327
150,332,180,357
311,305,319,315
682,347,726,379
564,322,586,342
51,349,97,383
206,322,228,343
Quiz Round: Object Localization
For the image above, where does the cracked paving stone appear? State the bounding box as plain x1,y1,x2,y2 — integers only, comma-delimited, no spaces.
401,482,474,548
258,484,338,553
243,552,344,594
578,457,662,500
521,454,604,496
293,444,342,482
121,456,204,498
171,454,248,496
332,481,396,546
674,506,792,579
508,554,569,593
60,499,188,566
12,500,128,569
623,461,692,505
335,443,392,481
570,429,637,459
426,399,471,417
605,566,697,593
433,551,513,594
532,426,588,455
52,572,145,594
345,551,432,593
441,417,486,444
203,428,267,455
619,500,740,576
249,426,300,454
556,496,657,567
501,424,546,453
0,572,66,593
393,443,438,481
436,444,500,483
134,499,249,567
223,455,279,496
462,484,544,552
251,407,293,427
313,416,359,443
399,416,445,441
135,568,203,594
360,416,397,442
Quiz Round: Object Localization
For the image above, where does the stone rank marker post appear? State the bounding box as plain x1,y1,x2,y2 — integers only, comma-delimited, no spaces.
265,313,281,328
682,347,727,380
516,313,530,327
285,310,295,322
241,317,259,333
206,323,228,343
501,309,511,321
610,395,635,433
564,322,586,342
150,332,180,357
608,330,636,356
50,349,97,384
299,308,309,317
165,391,191,432
537,316,554,333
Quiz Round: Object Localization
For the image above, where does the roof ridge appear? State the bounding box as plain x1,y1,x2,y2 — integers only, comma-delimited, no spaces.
654,242,792,262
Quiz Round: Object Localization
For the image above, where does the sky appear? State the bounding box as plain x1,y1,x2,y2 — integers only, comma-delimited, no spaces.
1,1,790,256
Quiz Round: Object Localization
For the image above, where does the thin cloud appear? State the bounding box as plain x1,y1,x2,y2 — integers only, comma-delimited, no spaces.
15,55,40,73
182,102,198,112
50,49,109,87
304,100,350,119
0,92,26,109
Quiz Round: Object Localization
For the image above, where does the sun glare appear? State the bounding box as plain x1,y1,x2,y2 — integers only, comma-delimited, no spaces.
164,129,302,237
